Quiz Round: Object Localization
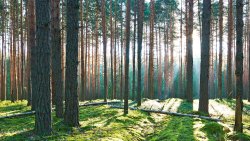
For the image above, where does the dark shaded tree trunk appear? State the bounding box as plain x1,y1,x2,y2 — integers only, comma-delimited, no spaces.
234,0,243,133
124,0,131,115
28,0,36,109
227,0,233,99
186,0,193,102
51,0,63,118
137,0,144,106
101,0,108,102
199,0,211,114
148,0,155,99
248,0,250,102
80,0,85,101
218,0,223,99
64,0,80,127
34,0,52,135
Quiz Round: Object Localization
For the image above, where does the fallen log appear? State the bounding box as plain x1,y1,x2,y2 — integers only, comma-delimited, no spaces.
0,111,35,119
0,101,122,119
110,105,222,122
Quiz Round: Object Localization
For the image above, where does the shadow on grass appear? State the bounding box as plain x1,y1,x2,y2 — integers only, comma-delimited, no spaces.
147,101,195,141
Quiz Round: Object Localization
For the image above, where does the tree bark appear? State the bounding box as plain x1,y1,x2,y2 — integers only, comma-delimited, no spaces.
124,0,131,115
64,0,80,127
186,0,193,102
101,0,108,102
234,0,243,133
148,0,155,99
218,0,223,99
228,0,233,99
137,0,144,106
199,0,211,114
34,0,52,135
51,0,63,118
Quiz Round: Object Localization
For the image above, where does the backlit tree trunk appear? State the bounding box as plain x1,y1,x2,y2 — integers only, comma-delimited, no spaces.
199,0,211,114
218,0,223,99
148,0,155,99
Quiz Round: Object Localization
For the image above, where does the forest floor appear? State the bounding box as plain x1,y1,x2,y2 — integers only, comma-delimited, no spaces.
0,99,249,141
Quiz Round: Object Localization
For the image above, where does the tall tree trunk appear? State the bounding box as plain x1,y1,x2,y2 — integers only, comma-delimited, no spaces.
132,0,137,101
186,0,193,102
95,0,99,99
110,0,114,100
137,0,144,106
179,0,183,98
34,0,52,135
113,0,117,99
199,0,211,114
234,0,243,133
64,0,80,127
1,0,6,100
120,2,123,100
124,0,131,115
20,0,24,100
28,0,36,109
218,0,223,99
80,0,85,101
148,0,155,99
248,0,250,102
228,0,233,99
101,0,108,102
51,0,63,118
61,0,65,101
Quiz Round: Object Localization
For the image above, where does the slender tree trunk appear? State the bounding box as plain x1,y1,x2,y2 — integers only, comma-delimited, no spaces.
29,0,36,109
132,0,137,101
1,0,6,100
186,0,193,102
157,25,162,98
248,0,250,102
51,0,63,118
148,0,155,99
35,0,52,135
218,0,223,99
199,0,211,114
228,0,233,99
120,2,124,100
20,0,24,100
110,0,114,100
95,0,99,99
101,0,108,102
113,0,117,99
137,0,144,106
80,0,85,101
234,0,243,133
61,0,65,101
64,0,80,127
124,0,131,115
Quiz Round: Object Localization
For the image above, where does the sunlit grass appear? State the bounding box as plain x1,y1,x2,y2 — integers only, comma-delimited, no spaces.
0,99,249,141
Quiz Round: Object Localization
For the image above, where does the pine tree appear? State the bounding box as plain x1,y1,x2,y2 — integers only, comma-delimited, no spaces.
51,0,63,118
124,0,131,115
199,0,211,114
234,0,243,133
64,0,80,127
137,0,144,106
34,0,52,135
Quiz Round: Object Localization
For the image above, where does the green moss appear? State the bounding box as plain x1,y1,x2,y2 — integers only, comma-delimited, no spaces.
0,101,31,116
201,122,225,141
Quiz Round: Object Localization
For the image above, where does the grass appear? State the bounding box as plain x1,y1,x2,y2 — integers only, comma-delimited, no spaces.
0,99,250,141
0,101,31,116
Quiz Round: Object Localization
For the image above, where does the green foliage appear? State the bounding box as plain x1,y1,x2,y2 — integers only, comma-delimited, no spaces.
0,101,30,116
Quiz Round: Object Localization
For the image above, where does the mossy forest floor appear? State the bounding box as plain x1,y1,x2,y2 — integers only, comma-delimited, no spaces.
0,99,250,141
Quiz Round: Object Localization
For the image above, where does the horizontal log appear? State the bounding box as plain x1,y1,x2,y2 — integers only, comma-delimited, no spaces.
110,105,222,122
0,101,122,119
